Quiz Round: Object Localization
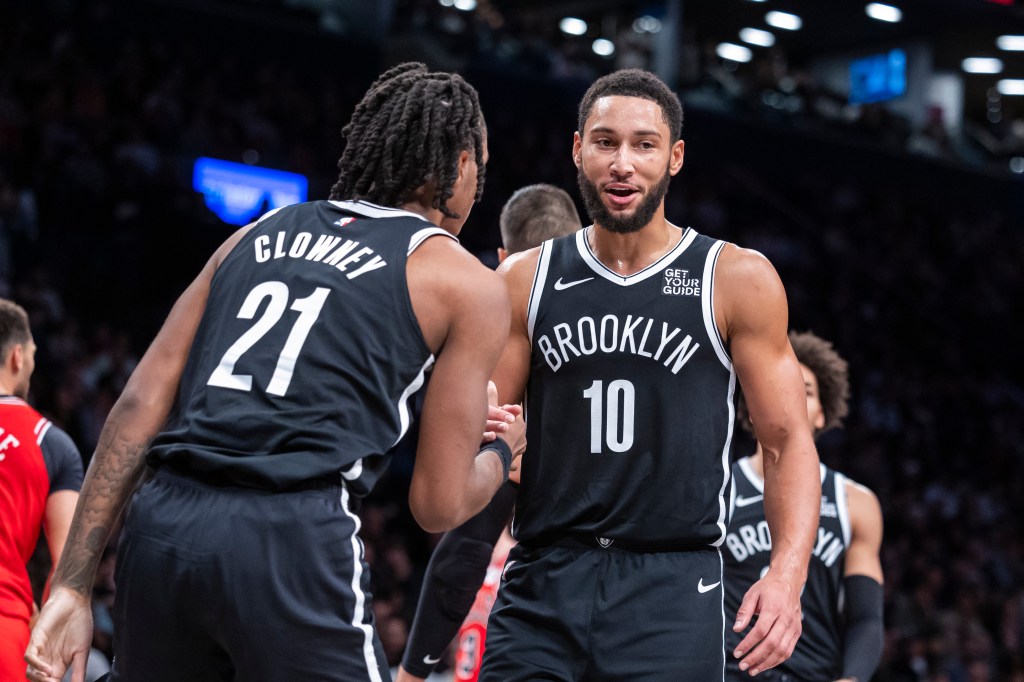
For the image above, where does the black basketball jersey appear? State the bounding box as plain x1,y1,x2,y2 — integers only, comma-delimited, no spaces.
512,226,736,547
723,458,852,680
147,200,453,494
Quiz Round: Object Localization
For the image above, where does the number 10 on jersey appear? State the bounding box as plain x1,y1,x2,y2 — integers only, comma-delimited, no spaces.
582,380,635,453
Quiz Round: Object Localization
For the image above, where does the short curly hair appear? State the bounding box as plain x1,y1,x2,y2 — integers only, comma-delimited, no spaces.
577,69,683,141
737,331,850,438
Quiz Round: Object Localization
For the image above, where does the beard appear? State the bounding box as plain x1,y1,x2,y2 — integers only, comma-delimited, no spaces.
577,165,672,234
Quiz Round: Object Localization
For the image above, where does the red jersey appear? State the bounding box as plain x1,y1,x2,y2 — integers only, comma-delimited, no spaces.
0,397,81,622
453,537,513,682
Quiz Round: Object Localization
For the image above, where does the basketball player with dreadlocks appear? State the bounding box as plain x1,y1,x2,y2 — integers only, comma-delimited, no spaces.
25,63,521,682
725,331,884,682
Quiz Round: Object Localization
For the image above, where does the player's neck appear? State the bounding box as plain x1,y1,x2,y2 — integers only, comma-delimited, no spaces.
589,211,682,276
399,200,448,232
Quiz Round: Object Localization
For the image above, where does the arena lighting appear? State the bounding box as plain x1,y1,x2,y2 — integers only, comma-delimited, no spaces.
717,43,754,63
592,39,616,57
997,79,1024,95
765,11,802,30
452,0,476,11
438,0,455,6
865,3,902,22
962,58,1004,74
996,35,1024,51
559,17,588,36
632,15,662,33
739,27,775,47
193,157,307,226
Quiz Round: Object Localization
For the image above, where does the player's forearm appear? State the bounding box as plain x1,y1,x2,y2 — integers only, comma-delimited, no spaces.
51,395,160,596
762,437,820,585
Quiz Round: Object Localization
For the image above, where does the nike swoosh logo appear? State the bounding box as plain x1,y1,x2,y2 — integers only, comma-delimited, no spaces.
553,277,594,290
423,654,442,665
735,494,763,507
698,578,721,594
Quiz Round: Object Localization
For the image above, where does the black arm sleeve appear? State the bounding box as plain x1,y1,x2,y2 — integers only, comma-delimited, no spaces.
840,575,884,682
400,481,518,677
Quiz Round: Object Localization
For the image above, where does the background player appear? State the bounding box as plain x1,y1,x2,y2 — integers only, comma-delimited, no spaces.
725,331,884,682
26,63,520,682
478,68,821,681
0,299,82,680
397,183,582,682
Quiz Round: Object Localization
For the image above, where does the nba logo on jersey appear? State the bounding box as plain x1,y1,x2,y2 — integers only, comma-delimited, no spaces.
597,537,614,548
662,268,701,296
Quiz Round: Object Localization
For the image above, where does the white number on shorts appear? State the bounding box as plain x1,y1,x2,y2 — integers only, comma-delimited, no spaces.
208,282,330,396
582,379,635,453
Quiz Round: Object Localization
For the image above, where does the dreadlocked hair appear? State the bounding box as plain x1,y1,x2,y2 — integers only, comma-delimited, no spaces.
329,62,485,219
736,330,850,438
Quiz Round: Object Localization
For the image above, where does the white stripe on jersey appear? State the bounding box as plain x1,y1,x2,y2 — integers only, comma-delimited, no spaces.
526,239,554,343
340,485,385,682
34,417,47,434
407,227,457,255
392,355,435,447
329,200,432,222
712,370,736,547
574,226,698,286
701,240,731,371
36,421,52,445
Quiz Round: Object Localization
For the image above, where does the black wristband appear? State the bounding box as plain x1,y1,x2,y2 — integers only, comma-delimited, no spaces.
479,437,513,482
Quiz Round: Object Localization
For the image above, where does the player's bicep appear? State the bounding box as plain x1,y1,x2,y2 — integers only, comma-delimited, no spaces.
43,490,79,567
720,249,802,450
416,270,511,475
844,483,884,582
491,250,539,406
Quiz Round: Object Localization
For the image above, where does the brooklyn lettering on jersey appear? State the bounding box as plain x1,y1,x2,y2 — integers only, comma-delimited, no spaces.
725,513,846,567
536,314,700,375
252,222,388,280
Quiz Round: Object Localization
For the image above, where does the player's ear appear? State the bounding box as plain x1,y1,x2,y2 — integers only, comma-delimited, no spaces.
572,132,583,168
669,140,685,176
455,149,472,182
9,343,24,374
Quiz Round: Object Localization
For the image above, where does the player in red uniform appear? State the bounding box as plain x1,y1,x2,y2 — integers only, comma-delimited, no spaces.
0,299,82,679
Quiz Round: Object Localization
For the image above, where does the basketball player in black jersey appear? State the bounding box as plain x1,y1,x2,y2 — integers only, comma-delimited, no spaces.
725,332,884,682
478,69,822,681
26,63,521,682
396,183,582,682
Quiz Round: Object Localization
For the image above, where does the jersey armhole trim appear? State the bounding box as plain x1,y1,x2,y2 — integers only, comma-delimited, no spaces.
408,227,458,255
526,240,554,343
702,240,732,370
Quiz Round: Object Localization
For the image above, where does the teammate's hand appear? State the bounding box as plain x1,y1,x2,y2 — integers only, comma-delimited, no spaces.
24,586,94,682
394,666,427,682
483,380,523,441
731,570,803,676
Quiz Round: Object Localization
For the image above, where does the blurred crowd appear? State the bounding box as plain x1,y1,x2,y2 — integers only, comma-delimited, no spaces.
2,1,1023,680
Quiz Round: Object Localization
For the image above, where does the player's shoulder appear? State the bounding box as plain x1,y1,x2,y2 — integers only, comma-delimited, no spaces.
716,243,782,288
497,245,543,278
843,475,880,506
40,423,78,453
412,234,507,307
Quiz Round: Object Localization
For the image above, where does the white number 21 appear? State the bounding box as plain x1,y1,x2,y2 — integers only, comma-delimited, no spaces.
208,281,330,397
